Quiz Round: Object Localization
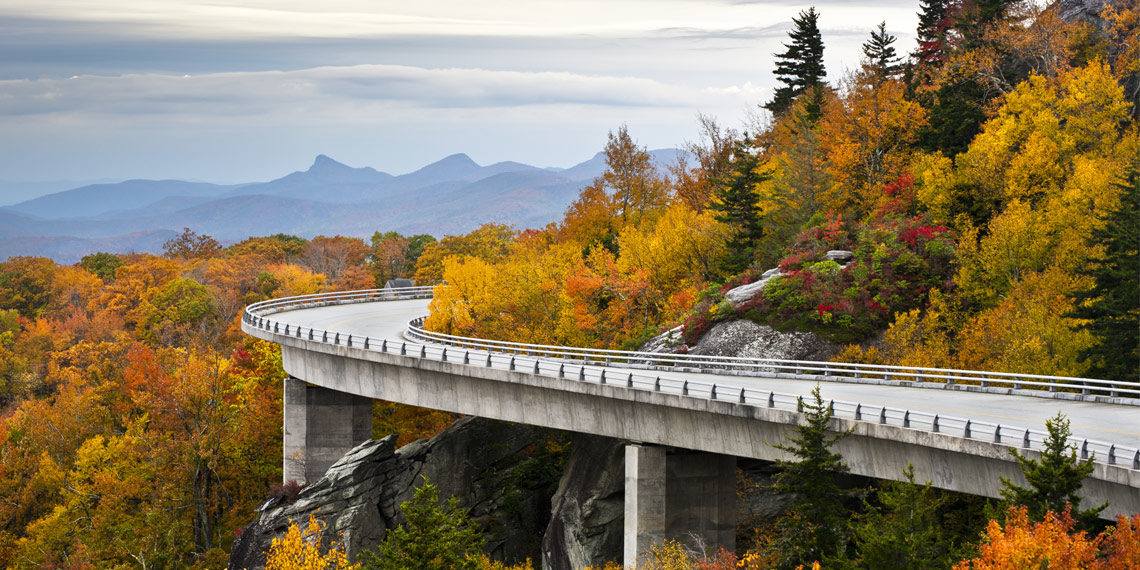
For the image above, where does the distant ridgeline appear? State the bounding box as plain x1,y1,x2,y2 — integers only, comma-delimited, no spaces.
0,150,686,263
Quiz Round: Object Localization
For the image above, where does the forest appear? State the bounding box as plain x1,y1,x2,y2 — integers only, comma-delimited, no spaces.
0,0,1138,567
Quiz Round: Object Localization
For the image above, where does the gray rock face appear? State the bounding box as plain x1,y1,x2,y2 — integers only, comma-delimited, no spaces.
824,250,854,263
640,325,685,354
542,435,627,570
688,319,838,362
724,268,782,308
228,417,561,569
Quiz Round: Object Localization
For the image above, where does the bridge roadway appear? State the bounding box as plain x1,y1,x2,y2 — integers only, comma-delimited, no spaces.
245,295,1140,541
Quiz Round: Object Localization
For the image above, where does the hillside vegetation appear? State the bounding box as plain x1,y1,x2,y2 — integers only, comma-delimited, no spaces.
0,0,1136,567
424,0,1139,382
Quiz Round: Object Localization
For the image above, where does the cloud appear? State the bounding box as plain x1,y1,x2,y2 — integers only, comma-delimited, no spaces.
0,64,767,120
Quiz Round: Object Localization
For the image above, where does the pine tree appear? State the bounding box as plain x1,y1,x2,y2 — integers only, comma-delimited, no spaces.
710,137,768,275
1070,165,1140,381
361,477,484,570
862,22,903,81
768,385,851,568
765,7,827,119
851,464,959,569
999,413,1107,529
912,0,951,71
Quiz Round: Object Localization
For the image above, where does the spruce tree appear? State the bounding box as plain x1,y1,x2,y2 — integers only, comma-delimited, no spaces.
1070,165,1139,381
912,0,950,72
768,385,851,568
862,22,903,81
710,137,768,275
999,413,1107,529
851,464,959,569
765,7,827,119
362,477,484,569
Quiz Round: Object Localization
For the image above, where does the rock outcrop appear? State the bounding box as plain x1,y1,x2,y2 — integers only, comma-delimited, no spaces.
687,319,838,362
725,268,783,308
542,434,627,569
229,417,562,569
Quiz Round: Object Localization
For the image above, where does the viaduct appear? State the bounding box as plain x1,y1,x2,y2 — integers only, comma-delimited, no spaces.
242,289,1140,566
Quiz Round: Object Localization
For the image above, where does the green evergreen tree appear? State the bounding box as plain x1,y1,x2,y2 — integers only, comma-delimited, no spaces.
912,0,950,71
766,7,827,119
917,78,988,157
768,385,851,569
1070,165,1139,381
361,477,484,570
862,22,903,81
999,413,1107,529
710,137,768,275
849,464,959,569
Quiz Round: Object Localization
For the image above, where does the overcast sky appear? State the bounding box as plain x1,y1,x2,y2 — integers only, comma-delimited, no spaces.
0,0,921,190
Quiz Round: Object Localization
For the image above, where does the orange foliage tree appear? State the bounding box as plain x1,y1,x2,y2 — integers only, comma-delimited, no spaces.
956,506,1140,570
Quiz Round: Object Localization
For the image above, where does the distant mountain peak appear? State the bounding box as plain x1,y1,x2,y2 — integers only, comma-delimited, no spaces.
309,154,349,172
438,153,479,167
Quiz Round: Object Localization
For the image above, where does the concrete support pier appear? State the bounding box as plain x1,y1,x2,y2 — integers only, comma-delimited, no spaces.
624,445,736,567
625,445,666,567
283,376,372,484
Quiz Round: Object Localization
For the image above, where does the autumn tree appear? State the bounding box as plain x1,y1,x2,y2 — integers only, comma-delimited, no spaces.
560,180,618,250
954,506,1107,570
227,234,307,264
0,257,57,319
766,7,827,119
413,224,515,284
137,277,219,345
369,231,411,286
674,114,740,213
78,251,123,281
818,70,927,217
1000,412,1107,527
266,515,359,570
163,227,222,260
599,125,670,228
300,235,369,281
761,98,834,260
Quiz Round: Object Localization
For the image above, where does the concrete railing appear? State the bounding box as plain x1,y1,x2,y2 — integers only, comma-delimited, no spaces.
243,289,1140,472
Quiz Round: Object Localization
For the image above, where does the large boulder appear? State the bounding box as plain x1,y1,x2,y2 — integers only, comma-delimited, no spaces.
724,268,783,308
687,319,837,362
542,434,626,569
229,417,562,569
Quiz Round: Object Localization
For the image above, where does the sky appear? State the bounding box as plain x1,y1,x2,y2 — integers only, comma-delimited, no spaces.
0,0,921,195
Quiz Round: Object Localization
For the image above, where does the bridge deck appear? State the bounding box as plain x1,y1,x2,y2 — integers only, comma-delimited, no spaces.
273,299,1140,452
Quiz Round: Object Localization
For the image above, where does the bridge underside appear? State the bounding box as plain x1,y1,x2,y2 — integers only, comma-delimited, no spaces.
283,375,739,565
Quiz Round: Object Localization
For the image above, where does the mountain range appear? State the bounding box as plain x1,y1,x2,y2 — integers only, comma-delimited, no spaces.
0,149,685,263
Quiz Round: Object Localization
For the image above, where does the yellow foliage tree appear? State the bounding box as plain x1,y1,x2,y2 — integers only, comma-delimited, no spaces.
265,515,359,570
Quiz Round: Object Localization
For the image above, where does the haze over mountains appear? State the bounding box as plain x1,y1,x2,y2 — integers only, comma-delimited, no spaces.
0,150,685,263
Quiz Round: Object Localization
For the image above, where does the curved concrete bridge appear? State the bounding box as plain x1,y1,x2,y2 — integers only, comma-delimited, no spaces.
243,290,1140,564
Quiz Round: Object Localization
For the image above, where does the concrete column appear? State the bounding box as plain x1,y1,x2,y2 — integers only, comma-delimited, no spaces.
283,376,373,484
624,446,737,567
625,444,666,567
666,451,736,554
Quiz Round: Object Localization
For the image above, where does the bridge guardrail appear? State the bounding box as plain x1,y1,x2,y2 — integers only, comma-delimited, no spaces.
403,320,1140,403
243,289,1140,472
